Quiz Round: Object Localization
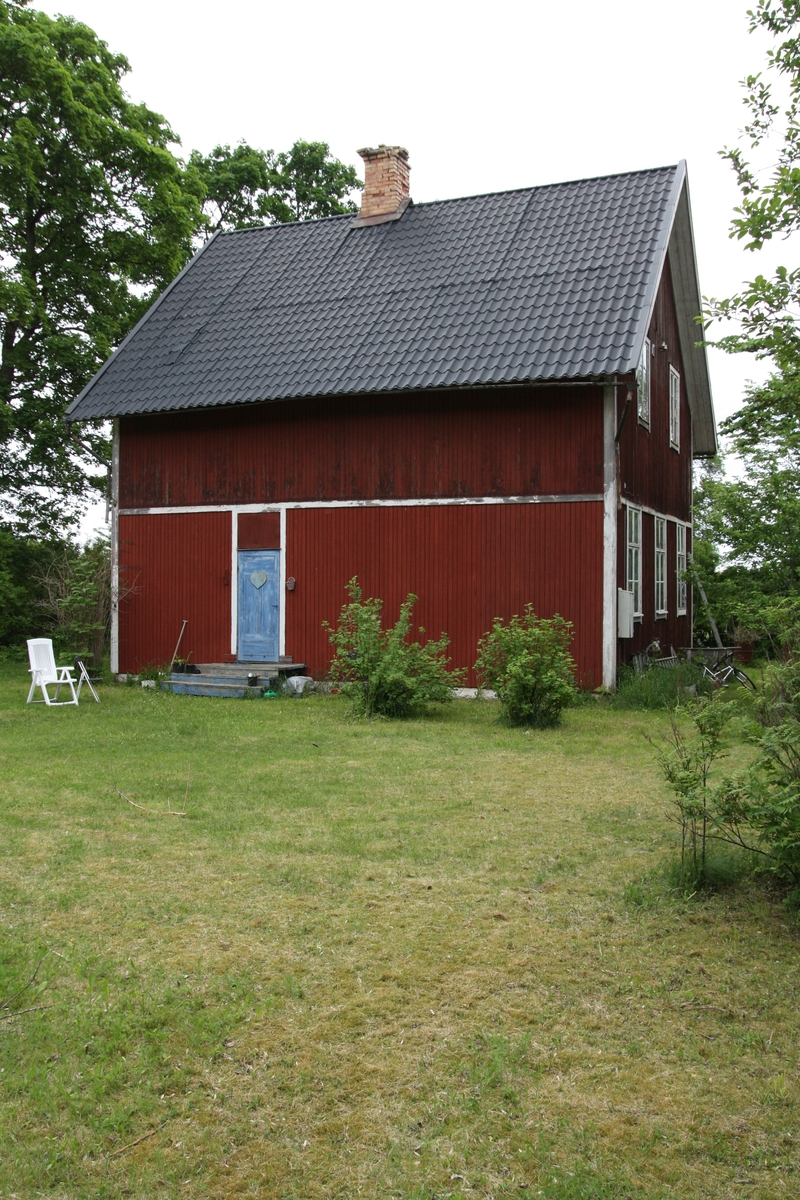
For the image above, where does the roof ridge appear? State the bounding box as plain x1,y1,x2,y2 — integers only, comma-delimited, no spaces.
410,163,679,209
217,163,681,236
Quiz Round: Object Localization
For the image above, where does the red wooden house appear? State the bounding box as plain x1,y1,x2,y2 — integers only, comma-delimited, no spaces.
67,146,716,690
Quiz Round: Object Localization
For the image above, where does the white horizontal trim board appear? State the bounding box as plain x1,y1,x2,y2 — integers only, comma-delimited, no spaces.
625,500,693,529
118,492,604,517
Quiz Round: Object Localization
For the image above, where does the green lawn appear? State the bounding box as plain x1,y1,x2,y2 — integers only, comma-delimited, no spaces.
1,667,798,1199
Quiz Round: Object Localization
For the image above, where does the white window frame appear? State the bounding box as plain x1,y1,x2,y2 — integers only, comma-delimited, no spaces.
669,365,680,451
676,522,687,615
655,515,667,617
637,338,651,427
627,505,642,619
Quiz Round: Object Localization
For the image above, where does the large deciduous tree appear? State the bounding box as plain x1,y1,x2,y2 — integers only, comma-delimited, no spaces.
190,139,361,233
707,0,800,369
0,0,202,537
0,1,362,541
693,372,800,641
698,1,800,644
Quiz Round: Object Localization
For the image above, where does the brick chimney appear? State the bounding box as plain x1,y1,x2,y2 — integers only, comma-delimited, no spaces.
353,145,411,226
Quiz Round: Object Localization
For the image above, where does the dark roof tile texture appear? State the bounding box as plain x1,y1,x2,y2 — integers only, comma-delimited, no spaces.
68,166,680,420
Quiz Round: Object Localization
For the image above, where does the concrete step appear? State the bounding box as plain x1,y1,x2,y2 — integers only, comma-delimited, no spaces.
171,673,267,687
190,661,306,678
164,661,309,698
164,681,267,700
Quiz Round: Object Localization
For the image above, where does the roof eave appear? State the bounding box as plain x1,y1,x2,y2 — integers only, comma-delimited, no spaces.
666,178,717,457
622,162,716,457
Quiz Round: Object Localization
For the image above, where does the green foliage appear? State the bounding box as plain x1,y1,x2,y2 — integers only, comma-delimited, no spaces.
0,526,55,643
705,2,800,368
692,371,800,646
654,697,733,882
475,606,576,727
0,0,361,537
614,659,712,709
700,7,800,646
324,577,460,718
189,138,361,233
35,534,110,664
189,141,275,232
0,0,203,535
714,654,800,888
655,663,800,891
270,139,362,222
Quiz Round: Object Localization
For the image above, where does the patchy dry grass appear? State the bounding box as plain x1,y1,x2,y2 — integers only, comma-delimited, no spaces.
0,666,798,1199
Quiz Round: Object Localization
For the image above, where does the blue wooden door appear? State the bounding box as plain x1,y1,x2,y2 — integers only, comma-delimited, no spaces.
238,550,280,661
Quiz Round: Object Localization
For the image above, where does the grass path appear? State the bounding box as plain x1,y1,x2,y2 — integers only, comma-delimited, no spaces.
0,668,798,1198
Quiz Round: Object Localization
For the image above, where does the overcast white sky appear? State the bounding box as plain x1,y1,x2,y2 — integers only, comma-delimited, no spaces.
48,0,791,538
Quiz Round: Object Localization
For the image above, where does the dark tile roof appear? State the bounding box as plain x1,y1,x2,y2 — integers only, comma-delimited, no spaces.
68,164,710,441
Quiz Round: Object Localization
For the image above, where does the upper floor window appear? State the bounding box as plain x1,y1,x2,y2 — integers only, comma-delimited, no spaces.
638,338,651,426
669,366,680,450
627,506,642,619
655,516,667,616
676,522,688,615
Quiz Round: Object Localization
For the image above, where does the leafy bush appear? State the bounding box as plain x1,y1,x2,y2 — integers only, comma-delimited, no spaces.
324,578,461,718
0,528,58,645
475,607,576,727
35,535,111,666
614,659,712,709
713,655,800,891
654,695,732,882
655,667,800,892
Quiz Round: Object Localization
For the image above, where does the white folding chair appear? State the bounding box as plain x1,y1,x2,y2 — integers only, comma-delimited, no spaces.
26,639,78,706
74,659,100,703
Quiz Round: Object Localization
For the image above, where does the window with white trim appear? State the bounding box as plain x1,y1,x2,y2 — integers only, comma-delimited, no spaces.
655,516,667,616
627,506,642,618
637,338,651,425
669,365,680,450
676,522,687,615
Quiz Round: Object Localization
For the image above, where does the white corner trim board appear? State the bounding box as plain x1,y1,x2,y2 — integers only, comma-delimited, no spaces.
118,493,605,517
110,419,121,675
602,385,617,691
230,510,238,656
279,507,287,658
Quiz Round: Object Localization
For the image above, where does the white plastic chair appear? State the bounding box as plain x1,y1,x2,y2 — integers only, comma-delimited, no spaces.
26,639,78,706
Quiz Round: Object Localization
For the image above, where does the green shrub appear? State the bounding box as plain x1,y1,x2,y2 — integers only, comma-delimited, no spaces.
614,659,712,709
475,606,576,727
654,695,732,883
654,666,800,893
713,655,800,891
35,535,110,666
324,578,461,718
0,528,58,646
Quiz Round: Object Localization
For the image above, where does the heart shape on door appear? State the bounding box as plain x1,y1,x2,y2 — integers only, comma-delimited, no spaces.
250,570,267,589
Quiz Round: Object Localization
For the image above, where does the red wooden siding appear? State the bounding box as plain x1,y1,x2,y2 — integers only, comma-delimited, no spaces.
118,512,232,672
285,503,603,688
615,261,694,663
238,511,281,549
118,385,604,509
618,264,692,522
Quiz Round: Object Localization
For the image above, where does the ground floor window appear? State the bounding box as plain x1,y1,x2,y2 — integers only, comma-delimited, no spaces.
655,515,667,616
676,522,687,615
627,506,642,618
